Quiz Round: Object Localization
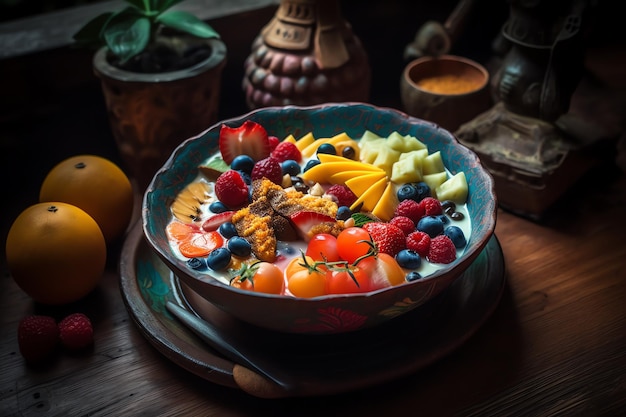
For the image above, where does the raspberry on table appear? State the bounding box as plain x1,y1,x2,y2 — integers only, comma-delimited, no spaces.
58,313,94,350
17,315,59,363
389,216,415,236
394,199,425,223
406,231,431,257
427,235,457,264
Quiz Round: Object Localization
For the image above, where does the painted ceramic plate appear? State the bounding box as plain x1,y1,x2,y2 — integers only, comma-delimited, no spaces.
120,221,505,398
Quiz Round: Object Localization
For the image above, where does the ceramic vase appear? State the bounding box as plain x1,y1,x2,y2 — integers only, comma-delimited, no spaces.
242,0,370,109
93,37,227,190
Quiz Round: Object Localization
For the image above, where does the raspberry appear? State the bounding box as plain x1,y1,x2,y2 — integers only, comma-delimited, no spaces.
215,170,249,208
362,222,406,256
420,197,443,216
326,184,358,207
406,231,431,257
271,141,302,163
268,135,280,151
251,156,283,185
394,199,425,223
17,315,59,363
427,235,457,264
58,313,94,350
389,216,415,236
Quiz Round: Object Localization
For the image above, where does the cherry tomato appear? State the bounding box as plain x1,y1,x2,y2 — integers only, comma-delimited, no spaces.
336,227,373,263
306,233,340,262
326,264,372,294
358,253,406,290
231,262,285,295
285,255,327,298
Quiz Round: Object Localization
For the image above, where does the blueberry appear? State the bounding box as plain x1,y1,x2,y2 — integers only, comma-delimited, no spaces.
187,257,207,270
207,247,231,271
437,214,450,225
230,155,255,174
336,206,352,221
209,201,229,214
316,143,336,155
413,182,431,201
444,225,467,248
281,160,301,176
406,271,423,282
397,184,418,202
395,249,422,269
417,215,444,237
218,222,238,238
304,158,320,172
237,170,251,185
227,236,252,257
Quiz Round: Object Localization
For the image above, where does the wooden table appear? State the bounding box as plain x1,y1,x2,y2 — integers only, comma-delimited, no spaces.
1,157,625,415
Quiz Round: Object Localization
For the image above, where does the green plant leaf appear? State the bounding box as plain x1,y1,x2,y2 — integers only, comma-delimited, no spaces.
104,16,152,64
156,11,220,39
125,0,150,13
73,12,114,46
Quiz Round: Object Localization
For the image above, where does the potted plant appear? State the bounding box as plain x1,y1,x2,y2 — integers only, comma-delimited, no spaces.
74,0,227,189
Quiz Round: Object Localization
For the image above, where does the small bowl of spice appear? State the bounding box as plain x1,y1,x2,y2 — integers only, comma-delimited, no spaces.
400,55,491,132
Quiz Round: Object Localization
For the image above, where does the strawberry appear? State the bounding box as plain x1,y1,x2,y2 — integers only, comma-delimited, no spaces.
201,211,236,232
420,197,443,216
427,235,457,264
17,315,59,363
326,184,358,208
251,156,283,185
362,222,406,256
289,211,336,241
271,141,302,162
58,313,94,350
389,216,415,236
394,199,425,223
218,120,271,165
406,231,431,257
215,170,250,209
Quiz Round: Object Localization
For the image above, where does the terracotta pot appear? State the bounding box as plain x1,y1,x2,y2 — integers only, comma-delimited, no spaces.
400,55,491,132
94,37,227,190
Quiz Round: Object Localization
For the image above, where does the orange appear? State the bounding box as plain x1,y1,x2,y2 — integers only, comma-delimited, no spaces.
5,202,107,305
39,155,134,243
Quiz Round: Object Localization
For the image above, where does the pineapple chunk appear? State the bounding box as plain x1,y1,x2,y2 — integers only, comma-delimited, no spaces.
436,172,468,204
422,151,445,174
372,147,401,175
360,130,382,144
282,134,297,144
386,132,408,152
403,135,427,152
359,138,386,164
390,153,424,184
423,171,448,197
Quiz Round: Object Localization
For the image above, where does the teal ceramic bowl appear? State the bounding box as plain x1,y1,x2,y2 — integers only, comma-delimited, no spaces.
142,103,497,334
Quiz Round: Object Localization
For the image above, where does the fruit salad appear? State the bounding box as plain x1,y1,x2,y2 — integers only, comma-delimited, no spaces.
166,120,471,297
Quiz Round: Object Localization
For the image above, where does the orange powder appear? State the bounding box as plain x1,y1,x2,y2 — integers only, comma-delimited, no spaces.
416,74,483,94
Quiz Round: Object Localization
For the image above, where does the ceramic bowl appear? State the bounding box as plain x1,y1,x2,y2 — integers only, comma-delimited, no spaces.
142,103,497,335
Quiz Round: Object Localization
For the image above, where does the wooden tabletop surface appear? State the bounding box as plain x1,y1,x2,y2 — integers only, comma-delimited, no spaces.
1,155,625,415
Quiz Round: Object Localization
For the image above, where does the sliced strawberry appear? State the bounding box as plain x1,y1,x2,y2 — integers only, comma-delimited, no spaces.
289,211,336,241
218,120,271,165
202,211,236,232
